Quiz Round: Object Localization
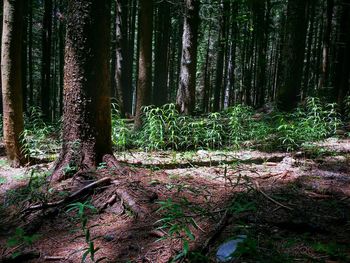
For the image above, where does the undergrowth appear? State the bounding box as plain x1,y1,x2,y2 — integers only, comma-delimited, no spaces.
112,98,342,152
0,98,344,155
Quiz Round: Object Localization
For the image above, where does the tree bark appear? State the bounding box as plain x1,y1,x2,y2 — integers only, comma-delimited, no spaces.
134,0,153,130
1,0,26,167
153,0,170,107
277,0,309,111
176,0,200,115
52,0,112,181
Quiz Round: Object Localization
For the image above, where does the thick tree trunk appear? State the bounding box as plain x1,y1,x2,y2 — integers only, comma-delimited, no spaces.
153,0,170,107
41,0,52,122
52,0,112,181
134,0,153,130
334,0,350,110
277,0,308,111
1,0,26,167
176,0,200,115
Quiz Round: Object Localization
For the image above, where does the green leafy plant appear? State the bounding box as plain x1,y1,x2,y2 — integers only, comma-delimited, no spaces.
5,227,40,259
111,103,131,151
276,98,340,151
66,201,105,263
5,169,50,207
21,107,60,159
155,198,203,262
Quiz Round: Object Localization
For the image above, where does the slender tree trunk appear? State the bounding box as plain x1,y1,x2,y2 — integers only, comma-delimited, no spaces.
58,0,64,116
28,0,33,109
176,0,200,115
319,0,334,91
21,1,28,113
202,22,212,113
303,2,316,99
134,0,153,130
213,1,226,112
1,0,26,167
52,0,112,181
41,0,52,121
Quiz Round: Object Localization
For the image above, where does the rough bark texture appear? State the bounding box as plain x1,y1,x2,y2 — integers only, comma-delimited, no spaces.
134,0,153,130
52,0,112,181
277,0,308,111
176,0,200,115
1,0,26,167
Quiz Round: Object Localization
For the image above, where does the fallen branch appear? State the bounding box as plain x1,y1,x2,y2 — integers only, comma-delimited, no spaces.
201,209,230,254
44,256,66,261
22,177,112,213
254,181,293,211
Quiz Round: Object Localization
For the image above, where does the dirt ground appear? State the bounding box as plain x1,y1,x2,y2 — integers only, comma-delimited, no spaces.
0,138,349,262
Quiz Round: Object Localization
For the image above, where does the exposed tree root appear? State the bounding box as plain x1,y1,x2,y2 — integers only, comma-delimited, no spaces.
22,177,112,213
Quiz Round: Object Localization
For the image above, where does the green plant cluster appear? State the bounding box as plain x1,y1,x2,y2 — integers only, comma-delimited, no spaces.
111,98,341,152
66,201,105,263
21,107,60,159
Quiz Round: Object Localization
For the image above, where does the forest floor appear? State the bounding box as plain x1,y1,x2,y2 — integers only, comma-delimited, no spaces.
0,138,350,262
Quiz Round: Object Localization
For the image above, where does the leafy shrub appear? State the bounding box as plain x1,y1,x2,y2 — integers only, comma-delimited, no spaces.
21,107,60,159
276,97,340,151
111,104,131,151
113,98,342,152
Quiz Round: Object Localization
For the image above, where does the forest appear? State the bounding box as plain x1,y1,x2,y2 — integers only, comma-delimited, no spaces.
0,0,350,262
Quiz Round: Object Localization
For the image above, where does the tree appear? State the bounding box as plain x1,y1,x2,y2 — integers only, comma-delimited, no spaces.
41,0,52,121
51,0,113,181
277,0,309,111
1,0,26,167
153,0,171,107
134,0,153,130
176,0,200,115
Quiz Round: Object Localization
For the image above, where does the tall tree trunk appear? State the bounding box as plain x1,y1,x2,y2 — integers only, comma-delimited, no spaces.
334,0,350,110
28,0,33,109
153,0,170,107
21,1,28,113
319,0,334,91
254,0,269,108
277,0,309,111
134,0,153,130
1,0,26,167
52,0,112,181
302,1,316,99
213,1,226,112
202,22,212,113
58,0,64,116
176,0,200,115
41,0,52,121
